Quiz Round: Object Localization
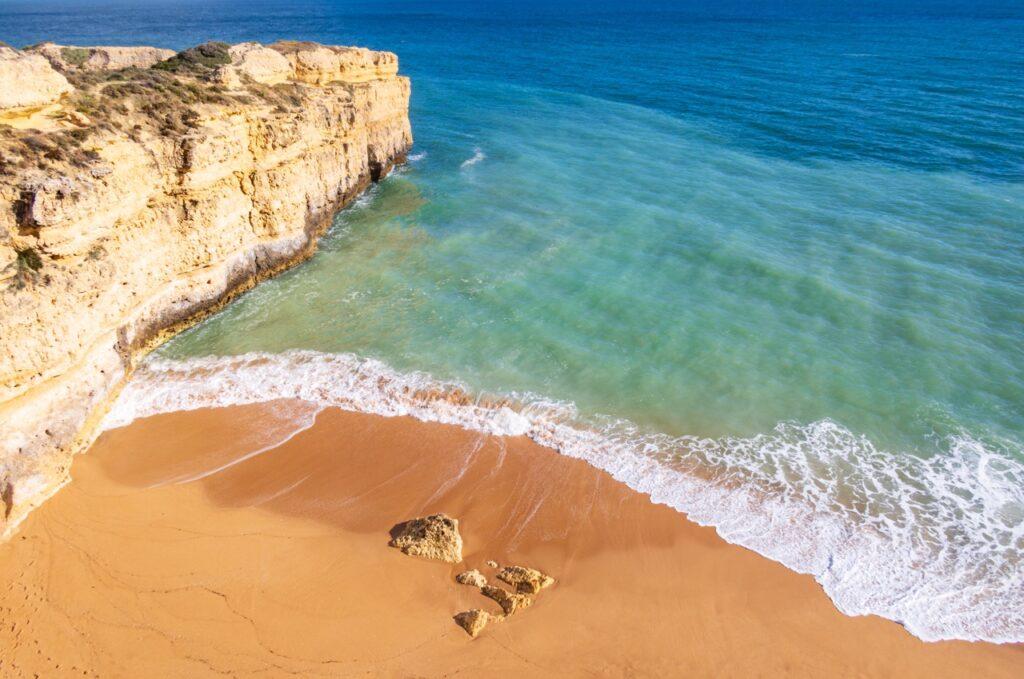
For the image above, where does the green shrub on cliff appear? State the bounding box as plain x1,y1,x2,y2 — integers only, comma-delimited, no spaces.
16,247,42,273
60,47,91,67
153,42,231,74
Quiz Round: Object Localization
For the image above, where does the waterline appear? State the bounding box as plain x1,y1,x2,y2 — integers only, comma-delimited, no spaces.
105,350,1024,643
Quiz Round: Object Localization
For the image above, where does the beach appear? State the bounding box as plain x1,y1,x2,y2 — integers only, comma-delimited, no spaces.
0,403,1019,677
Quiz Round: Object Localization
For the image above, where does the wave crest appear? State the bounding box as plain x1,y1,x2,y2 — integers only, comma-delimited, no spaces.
104,350,1024,643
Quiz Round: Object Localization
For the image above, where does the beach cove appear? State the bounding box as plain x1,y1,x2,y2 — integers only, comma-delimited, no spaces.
0,0,1022,674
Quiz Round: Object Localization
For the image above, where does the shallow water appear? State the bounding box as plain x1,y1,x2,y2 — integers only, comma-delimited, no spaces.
6,0,1023,643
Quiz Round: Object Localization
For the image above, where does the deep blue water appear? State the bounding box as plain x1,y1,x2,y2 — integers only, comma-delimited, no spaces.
3,1,1024,180
6,0,1024,643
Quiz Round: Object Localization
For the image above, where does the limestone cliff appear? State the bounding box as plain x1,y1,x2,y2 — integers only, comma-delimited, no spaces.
0,40,412,535
0,47,73,113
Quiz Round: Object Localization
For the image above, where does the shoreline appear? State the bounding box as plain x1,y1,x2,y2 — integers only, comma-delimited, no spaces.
0,402,1019,676
103,349,1024,645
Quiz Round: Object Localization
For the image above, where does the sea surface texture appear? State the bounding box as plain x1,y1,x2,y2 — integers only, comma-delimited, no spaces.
5,0,1022,643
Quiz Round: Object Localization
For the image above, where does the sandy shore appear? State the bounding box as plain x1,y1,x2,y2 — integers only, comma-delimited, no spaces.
0,402,1020,677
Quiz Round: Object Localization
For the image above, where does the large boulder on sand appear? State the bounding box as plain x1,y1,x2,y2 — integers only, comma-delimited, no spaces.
0,47,73,112
388,513,463,563
29,43,175,72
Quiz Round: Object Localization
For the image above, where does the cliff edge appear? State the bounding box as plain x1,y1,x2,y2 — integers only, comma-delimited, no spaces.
0,40,412,535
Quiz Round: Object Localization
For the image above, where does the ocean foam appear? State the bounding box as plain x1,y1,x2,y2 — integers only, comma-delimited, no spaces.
460,147,486,168
103,350,1024,643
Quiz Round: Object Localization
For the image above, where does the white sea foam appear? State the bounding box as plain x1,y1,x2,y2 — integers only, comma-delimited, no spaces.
408,151,428,162
104,350,1024,643
460,147,486,168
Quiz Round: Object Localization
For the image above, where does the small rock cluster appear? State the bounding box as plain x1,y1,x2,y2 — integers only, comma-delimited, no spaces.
452,563,555,637
387,513,555,638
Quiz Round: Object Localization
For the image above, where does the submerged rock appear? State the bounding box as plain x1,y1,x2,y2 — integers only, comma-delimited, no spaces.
496,565,555,595
453,609,495,638
481,585,532,616
455,569,487,587
388,514,463,563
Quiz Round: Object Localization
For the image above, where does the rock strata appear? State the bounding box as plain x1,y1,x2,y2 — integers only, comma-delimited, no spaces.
0,40,412,536
388,514,463,563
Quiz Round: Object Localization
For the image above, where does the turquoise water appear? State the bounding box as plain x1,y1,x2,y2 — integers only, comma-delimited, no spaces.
168,81,1024,452
7,0,1023,643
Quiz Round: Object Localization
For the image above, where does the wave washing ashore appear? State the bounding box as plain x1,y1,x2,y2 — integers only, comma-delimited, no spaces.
105,350,1024,644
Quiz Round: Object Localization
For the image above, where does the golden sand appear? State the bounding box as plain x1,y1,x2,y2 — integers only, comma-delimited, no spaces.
0,402,1020,677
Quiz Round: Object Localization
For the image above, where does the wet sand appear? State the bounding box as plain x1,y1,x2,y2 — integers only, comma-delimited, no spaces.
0,402,1020,677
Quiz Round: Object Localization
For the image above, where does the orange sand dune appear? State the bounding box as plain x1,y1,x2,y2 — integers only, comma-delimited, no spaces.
0,402,1020,677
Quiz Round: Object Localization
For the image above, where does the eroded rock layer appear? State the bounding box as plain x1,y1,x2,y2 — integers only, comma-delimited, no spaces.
0,41,412,535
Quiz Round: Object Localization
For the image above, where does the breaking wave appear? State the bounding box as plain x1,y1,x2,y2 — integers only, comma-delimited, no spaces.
104,350,1024,643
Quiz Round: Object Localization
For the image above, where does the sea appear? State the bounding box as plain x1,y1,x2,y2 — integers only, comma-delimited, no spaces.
3,0,1022,643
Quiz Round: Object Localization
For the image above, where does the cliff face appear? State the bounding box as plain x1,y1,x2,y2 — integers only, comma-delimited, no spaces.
0,41,412,535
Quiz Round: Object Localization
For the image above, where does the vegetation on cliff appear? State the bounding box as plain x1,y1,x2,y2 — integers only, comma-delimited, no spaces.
0,44,313,183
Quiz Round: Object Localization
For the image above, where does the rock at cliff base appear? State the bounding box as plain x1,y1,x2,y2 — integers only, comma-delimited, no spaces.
388,514,463,563
496,565,555,595
455,569,487,588
453,609,495,638
481,585,532,616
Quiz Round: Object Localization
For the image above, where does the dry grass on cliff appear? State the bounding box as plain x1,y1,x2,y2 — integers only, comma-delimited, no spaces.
0,127,100,175
0,43,313,182
239,81,307,113
0,64,297,179
62,65,244,137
